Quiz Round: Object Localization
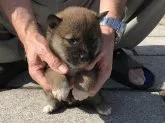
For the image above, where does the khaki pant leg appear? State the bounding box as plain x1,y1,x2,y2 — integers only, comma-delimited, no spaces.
0,38,24,63
0,20,24,63
31,0,100,30
117,0,165,49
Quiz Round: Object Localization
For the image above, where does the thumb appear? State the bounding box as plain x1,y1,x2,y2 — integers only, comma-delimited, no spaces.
43,48,68,74
84,53,103,71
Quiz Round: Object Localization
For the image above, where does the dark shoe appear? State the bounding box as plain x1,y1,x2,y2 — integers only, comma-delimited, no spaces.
111,49,155,89
0,60,28,88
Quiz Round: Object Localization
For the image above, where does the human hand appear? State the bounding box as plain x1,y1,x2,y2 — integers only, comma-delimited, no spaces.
23,32,68,92
85,26,115,96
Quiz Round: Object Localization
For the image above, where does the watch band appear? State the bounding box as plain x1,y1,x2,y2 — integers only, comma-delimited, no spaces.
100,16,126,33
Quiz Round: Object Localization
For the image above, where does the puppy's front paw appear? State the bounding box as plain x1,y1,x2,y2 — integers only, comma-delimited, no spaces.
43,105,55,113
95,102,112,116
72,88,89,101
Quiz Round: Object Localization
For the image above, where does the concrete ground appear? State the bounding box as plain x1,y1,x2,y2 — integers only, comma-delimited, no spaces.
0,17,165,123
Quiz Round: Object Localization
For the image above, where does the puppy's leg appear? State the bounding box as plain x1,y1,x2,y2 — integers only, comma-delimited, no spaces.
43,91,60,113
43,68,70,113
45,68,70,101
87,93,112,116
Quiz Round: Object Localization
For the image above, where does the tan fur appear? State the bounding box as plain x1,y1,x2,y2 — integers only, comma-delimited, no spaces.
46,7,102,68
45,68,70,101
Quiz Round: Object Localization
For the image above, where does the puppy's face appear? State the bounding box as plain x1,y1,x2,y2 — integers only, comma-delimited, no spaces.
47,7,107,69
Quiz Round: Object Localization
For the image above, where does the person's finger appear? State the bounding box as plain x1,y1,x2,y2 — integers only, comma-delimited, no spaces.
88,72,106,96
84,52,103,71
42,48,68,74
33,34,68,74
29,66,51,92
88,67,111,96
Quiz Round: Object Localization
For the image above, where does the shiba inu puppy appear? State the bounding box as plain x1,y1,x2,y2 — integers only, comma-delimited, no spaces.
43,7,111,115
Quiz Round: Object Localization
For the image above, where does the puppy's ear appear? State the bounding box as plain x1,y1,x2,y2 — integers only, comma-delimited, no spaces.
98,11,108,21
47,14,62,29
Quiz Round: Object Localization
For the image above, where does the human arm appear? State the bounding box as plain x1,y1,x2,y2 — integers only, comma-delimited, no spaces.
86,0,127,96
0,0,68,91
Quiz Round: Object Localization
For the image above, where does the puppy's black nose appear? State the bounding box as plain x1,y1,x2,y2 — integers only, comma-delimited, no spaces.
80,53,89,62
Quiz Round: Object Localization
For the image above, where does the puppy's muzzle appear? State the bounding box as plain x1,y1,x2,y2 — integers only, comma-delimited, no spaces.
79,51,90,62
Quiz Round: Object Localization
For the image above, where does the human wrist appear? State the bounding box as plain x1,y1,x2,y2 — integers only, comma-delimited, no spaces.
21,27,43,51
17,20,38,40
100,13,126,46
100,26,115,34
100,26,115,48
100,26,116,41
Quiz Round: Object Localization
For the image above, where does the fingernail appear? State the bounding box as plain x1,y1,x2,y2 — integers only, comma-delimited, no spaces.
58,64,68,73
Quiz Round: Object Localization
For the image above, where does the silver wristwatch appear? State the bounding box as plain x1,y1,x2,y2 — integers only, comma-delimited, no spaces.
100,16,126,45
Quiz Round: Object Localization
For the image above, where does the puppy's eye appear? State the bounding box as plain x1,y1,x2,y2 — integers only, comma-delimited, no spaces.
68,38,78,45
